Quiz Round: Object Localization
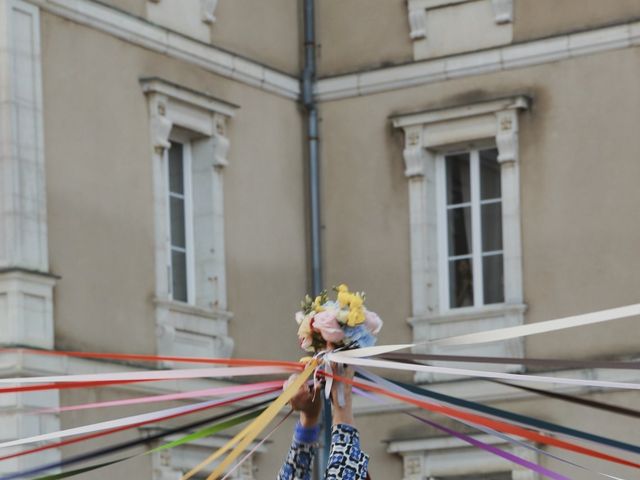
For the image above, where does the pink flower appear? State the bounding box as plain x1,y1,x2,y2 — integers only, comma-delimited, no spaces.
364,309,383,334
312,310,345,343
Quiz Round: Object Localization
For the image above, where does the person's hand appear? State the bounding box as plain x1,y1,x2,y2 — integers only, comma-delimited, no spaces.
330,365,354,426
285,374,322,427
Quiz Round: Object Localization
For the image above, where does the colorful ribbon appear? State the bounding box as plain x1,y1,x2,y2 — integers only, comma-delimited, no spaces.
322,371,640,469
387,376,640,456
356,369,630,479
0,389,279,460
3,402,271,480
379,352,640,370
183,359,318,480
1,348,303,369
0,365,297,384
493,380,640,419
407,412,572,480
328,353,640,390
354,376,624,480
35,380,283,414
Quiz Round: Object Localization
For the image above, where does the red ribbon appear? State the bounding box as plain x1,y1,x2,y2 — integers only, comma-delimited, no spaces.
325,372,640,470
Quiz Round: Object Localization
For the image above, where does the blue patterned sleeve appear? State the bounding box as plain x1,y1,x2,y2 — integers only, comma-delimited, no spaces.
277,423,319,480
325,424,369,480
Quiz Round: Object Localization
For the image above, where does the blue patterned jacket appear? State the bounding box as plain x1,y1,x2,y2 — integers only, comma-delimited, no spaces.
277,423,369,480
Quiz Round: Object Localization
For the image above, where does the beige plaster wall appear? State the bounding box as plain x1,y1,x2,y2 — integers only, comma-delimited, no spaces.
42,11,308,358
210,0,302,75
513,0,640,42
94,0,301,75
319,46,640,358
316,0,413,77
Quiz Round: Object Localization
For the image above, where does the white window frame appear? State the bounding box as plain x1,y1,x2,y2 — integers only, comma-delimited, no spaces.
436,146,505,312
392,96,529,383
166,137,196,305
142,77,238,361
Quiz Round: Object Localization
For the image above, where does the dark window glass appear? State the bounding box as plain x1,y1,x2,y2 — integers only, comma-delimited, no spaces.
480,148,501,199
449,258,474,308
481,203,502,252
483,254,504,304
446,153,471,205
168,143,184,194
171,250,188,302
447,207,472,256
170,197,186,248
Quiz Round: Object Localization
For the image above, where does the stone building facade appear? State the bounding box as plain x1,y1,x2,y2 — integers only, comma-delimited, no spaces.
1,0,639,478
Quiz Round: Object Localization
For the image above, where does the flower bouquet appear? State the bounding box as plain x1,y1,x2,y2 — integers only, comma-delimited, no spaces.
296,284,383,353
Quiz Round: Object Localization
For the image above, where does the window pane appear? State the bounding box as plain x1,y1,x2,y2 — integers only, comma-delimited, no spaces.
449,258,474,308
447,207,472,256
168,143,184,194
480,148,501,200
481,202,502,251
446,153,471,205
483,254,504,304
169,196,186,248
171,250,188,302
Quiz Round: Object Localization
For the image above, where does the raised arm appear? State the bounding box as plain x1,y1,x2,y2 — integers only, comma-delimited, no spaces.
277,375,322,480
325,367,369,480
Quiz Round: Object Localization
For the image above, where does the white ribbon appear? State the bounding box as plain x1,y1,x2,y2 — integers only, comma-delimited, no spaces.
0,392,275,449
0,366,295,384
430,303,640,347
338,303,640,358
327,354,640,390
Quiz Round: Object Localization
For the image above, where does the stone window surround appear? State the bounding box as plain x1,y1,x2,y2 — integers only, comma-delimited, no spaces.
388,433,539,480
392,96,529,383
148,0,220,25
408,0,514,41
141,77,238,361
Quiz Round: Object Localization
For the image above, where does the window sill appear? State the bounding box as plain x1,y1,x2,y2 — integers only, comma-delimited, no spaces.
409,302,526,326
409,303,527,383
154,298,234,361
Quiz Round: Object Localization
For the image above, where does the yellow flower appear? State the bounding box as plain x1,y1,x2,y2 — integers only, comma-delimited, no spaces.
347,309,365,327
337,284,351,308
349,294,363,309
312,296,325,312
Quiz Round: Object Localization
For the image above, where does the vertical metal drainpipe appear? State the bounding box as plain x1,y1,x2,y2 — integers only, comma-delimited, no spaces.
303,0,322,297
302,0,330,476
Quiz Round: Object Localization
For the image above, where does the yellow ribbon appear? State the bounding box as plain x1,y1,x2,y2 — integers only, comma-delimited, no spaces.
181,359,318,480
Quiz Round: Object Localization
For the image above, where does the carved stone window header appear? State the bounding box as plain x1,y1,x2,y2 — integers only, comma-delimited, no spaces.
391,95,529,177
140,77,238,155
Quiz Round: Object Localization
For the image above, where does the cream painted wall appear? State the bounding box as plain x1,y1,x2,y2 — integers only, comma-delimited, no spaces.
319,47,640,359
93,0,301,75
513,0,640,42
211,0,302,75
42,11,308,359
316,0,413,77
319,96,413,348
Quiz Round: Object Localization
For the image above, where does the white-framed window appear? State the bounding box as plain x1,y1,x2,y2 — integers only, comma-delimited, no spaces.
437,146,504,311
166,139,195,304
142,77,238,360
392,96,529,383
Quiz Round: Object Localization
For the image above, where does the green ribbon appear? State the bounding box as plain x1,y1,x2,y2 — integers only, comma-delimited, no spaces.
34,409,264,480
